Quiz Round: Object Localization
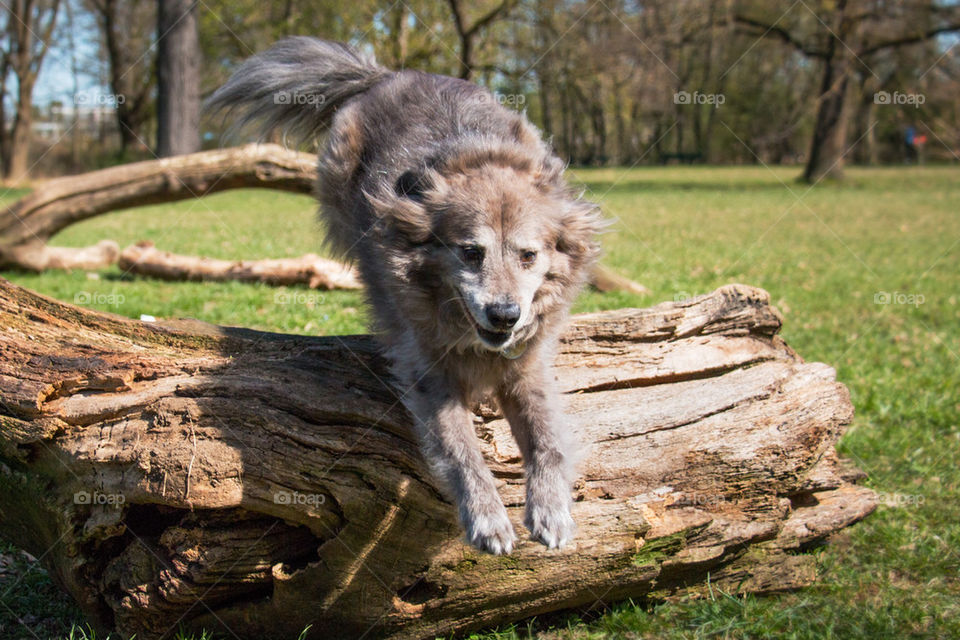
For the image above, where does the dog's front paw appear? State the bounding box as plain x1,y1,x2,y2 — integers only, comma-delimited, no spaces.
525,500,575,549
462,502,516,555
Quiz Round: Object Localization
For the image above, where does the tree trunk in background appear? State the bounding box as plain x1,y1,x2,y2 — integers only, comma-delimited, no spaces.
5,81,35,180
1,0,61,182
388,3,409,67
558,82,571,160
94,0,157,155
538,74,554,142
612,82,625,164
590,80,606,164
156,0,200,157
851,68,884,166
445,0,515,80
0,49,9,169
852,94,877,165
455,24,473,79
803,54,852,182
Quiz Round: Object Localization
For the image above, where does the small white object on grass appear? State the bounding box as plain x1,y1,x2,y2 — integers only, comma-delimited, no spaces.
140,314,156,322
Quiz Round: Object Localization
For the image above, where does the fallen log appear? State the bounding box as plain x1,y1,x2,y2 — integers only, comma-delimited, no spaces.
0,144,646,294
0,144,315,252
117,241,362,290
588,263,650,295
0,279,874,640
6,239,122,272
116,244,629,295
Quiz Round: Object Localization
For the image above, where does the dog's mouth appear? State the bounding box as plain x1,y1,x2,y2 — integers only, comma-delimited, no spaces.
458,302,513,349
455,290,528,357
475,326,512,347
471,318,529,358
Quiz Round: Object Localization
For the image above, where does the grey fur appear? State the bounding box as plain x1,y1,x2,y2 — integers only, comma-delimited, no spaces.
205,37,389,143
208,38,603,554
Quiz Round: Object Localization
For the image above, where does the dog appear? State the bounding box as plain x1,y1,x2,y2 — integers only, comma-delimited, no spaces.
208,38,602,554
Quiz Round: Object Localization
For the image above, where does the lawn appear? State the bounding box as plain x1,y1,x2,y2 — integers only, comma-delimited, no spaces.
1,165,958,639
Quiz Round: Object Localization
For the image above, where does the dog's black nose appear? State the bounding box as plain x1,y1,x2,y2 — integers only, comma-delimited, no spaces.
485,302,521,330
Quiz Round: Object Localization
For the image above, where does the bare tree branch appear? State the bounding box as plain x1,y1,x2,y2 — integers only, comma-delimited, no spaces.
860,20,960,57
733,14,828,59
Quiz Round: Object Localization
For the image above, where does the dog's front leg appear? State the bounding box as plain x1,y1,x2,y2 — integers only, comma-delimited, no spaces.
403,373,516,554
498,362,576,549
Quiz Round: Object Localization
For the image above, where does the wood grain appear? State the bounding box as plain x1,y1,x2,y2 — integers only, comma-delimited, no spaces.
0,279,874,639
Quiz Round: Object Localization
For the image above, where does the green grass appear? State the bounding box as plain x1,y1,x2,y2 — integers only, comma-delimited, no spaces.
1,165,958,638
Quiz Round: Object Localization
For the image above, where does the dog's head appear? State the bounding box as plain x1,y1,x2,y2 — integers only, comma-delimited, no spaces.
372,152,603,355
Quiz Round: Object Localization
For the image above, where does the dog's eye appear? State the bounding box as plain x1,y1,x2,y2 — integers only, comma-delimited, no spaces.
459,245,484,266
520,250,537,266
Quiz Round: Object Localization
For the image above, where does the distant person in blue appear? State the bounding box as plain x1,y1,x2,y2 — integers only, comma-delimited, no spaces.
905,126,918,163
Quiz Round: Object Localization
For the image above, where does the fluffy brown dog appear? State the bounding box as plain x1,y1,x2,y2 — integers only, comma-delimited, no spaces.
208,38,602,554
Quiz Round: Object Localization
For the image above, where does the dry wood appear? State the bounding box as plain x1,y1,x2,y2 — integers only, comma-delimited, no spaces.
118,241,361,290
0,144,646,293
3,239,121,272
0,144,316,273
0,278,874,640
0,144,315,250
589,263,650,294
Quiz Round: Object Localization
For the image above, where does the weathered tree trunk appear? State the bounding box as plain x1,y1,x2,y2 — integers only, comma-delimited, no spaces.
0,278,875,640
156,0,201,157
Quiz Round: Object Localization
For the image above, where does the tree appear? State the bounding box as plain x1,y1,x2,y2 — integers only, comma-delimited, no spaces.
735,0,960,183
445,0,517,79
0,0,61,181
88,0,156,154
369,1,451,71
156,0,199,156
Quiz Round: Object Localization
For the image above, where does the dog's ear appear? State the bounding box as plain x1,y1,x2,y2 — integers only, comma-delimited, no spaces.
394,170,429,202
555,200,604,265
366,170,447,246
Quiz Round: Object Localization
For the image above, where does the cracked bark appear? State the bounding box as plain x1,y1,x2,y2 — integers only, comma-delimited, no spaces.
0,278,875,639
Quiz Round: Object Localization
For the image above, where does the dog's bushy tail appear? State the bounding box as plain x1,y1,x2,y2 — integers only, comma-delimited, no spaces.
205,37,390,142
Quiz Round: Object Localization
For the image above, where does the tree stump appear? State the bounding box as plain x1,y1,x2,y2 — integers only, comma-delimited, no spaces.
0,278,875,639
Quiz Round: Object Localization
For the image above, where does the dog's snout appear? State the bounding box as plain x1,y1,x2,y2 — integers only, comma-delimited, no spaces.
485,302,521,329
